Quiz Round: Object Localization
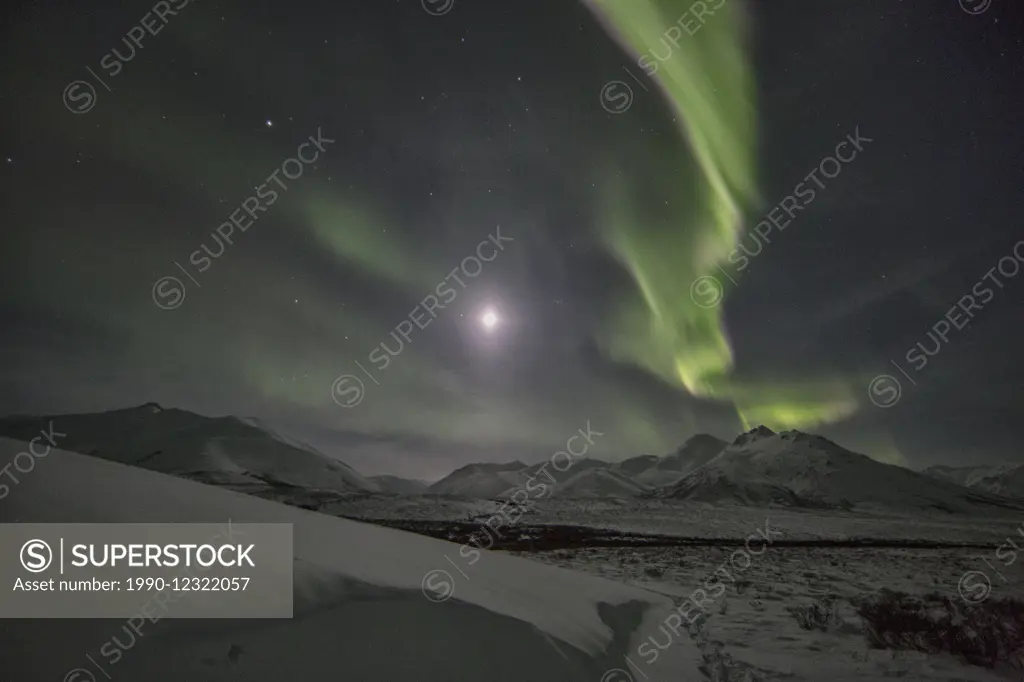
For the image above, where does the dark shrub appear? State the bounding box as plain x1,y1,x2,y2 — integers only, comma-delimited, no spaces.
787,594,843,631
854,589,1024,669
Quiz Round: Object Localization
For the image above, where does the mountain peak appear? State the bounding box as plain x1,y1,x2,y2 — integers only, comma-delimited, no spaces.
682,433,726,447
673,434,728,456
452,460,526,475
657,428,1024,513
733,425,775,446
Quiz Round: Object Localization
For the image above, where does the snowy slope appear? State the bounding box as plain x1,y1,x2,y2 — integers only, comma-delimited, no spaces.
429,457,650,500
923,463,1024,499
514,466,653,498
616,434,729,487
656,427,1024,513
0,437,702,681
660,434,729,474
425,436,724,500
426,460,529,497
615,454,660,477
613,454,681,487
430,437,732,499
0,404,374,493
970,465,1024,498
922,463,1013,487
522,457,609,481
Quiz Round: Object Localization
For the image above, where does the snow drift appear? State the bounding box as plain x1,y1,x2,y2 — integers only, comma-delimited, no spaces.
0,438,702,681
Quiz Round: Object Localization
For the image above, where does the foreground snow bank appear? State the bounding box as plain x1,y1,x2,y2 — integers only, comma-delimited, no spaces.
0,438,702,681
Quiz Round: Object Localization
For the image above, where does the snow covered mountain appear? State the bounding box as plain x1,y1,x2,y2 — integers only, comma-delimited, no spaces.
971,466,1024,499
921,463,1018,487
515,457,643,498
0,404,374,494
923,463,1024,499
615,454,660,476
616,434,729,487
525,465,652,498
655,426,1024,513
427,457,652,499
41,402,1008,513
424,436,732,501
426,460,530,497
0,437,702,681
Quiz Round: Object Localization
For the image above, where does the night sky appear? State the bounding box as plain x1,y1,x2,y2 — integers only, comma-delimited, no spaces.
1,0,1021,480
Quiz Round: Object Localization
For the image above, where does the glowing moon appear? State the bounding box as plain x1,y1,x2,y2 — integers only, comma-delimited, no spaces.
480,309,499,330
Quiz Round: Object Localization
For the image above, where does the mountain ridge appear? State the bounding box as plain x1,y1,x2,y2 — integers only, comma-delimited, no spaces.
3,405,1022,513
0,403,375,494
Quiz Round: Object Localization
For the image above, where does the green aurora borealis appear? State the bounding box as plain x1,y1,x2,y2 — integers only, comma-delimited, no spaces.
4,0,1021,475
587,0,857,430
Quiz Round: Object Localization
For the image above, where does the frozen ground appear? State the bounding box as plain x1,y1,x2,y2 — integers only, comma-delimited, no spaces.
324,495,1024,545
321,493,1024,679
513,544,1024,681
5,434,1023,681
0,438,704,681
